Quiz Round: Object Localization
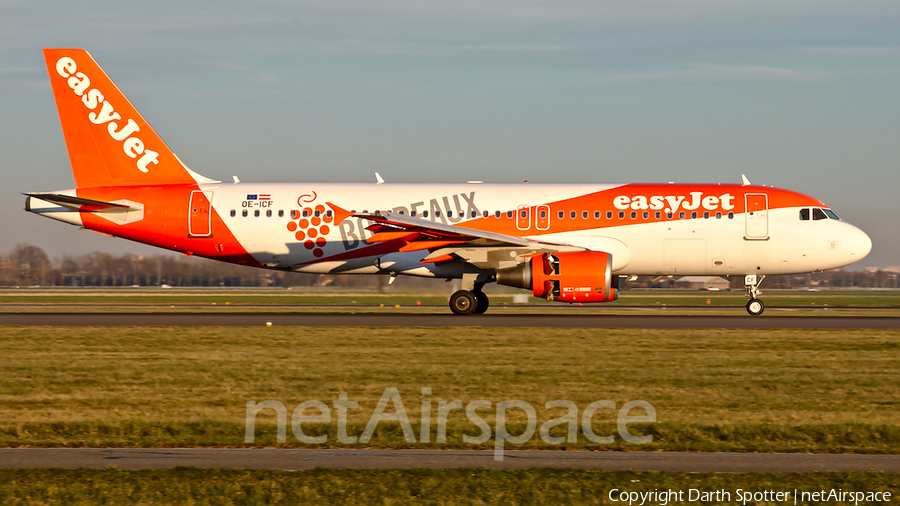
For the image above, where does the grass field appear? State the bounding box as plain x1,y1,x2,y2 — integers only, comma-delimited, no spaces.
1,326,898,452
1,468,897,505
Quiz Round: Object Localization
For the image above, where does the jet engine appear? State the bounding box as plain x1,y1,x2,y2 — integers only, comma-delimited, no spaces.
496,251,618,303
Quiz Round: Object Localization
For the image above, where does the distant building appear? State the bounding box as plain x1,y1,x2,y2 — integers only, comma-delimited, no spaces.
650,276,676,288
866,266,900,274
674,276,731,290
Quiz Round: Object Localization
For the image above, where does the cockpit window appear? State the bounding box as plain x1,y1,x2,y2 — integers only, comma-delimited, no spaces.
812,208,827,220
823,209,840,220
799,209,810,221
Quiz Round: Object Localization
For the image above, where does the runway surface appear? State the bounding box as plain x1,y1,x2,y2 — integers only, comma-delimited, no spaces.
1,312,899,328
1,448,898,472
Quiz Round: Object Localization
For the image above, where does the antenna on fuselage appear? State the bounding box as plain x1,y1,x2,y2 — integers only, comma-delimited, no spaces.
741,174,751,186
375,172,385,184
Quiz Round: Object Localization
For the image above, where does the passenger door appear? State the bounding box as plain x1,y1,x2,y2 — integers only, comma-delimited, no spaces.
744,193,768,240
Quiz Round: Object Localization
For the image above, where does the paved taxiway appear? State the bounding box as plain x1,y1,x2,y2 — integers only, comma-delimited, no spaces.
1,312,899,328
2,449,898,472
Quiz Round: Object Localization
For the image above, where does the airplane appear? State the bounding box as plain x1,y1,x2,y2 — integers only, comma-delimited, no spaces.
25,48,872,315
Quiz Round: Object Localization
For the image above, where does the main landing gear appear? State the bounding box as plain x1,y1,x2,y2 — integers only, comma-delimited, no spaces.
449,274,492,315
449,289,490,315
744,274,766,316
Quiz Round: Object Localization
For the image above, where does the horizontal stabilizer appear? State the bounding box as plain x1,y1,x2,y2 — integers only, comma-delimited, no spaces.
23,192,133,212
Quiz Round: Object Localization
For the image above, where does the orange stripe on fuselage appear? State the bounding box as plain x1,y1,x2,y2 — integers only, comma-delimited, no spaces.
445,184,824,237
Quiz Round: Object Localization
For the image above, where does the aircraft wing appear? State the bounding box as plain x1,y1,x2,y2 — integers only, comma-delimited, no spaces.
355,211,584,267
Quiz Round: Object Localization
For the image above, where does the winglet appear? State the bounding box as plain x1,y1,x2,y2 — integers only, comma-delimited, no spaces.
741,174,751,186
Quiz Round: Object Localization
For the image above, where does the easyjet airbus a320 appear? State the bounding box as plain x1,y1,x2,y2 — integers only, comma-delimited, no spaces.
26,49,872,315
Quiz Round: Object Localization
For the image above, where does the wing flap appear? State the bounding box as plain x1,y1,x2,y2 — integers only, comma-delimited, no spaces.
356,211,531,248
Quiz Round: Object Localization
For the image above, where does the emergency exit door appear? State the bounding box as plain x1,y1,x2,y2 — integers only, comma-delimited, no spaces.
189,191,213,237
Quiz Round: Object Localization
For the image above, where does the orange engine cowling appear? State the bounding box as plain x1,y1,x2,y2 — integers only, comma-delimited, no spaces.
496,251,618,303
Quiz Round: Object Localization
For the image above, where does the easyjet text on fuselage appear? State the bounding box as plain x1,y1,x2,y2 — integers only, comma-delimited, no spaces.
613,192,735,214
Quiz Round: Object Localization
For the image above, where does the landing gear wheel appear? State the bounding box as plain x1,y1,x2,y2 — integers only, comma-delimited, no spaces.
746,298,765,316
473,292,490,314
449,290,478,315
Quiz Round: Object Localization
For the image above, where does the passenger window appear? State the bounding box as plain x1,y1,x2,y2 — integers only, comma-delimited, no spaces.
728,212,734,219
291,210,299,219
495,211,501,218
618,211,625,219
278,210,284,218
435,211,441,218
411,211,417,217
472,211,478,218
666,212,673,219
326,210,333,218
302,209,309,218
570,211,576,219
254,210,260,217
482,211,488,218
799,209,810,220
266,210,272,217
506,211,513,218
539,210,547,219
582,211,588,219
813,208,827,220
715,212,721,219
643,211,649,219
630,211,637,219
691,211,697,219
520,210,527,219
823,209,840,220
679,211,686,219
703,212,709,219
242,210,248,217
594,211,600,219
655,211,661,219
229,210,235,217
558,211,564,219
606,211,613,219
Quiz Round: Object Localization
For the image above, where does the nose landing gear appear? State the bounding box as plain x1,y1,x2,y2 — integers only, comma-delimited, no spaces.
744,274,766,316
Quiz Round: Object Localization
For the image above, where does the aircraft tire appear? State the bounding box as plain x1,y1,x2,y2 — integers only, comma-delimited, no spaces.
473,292,490,314
746,298,765,316
449,290,478,315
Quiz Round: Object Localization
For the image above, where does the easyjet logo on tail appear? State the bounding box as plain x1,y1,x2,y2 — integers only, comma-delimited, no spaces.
55,57,159,174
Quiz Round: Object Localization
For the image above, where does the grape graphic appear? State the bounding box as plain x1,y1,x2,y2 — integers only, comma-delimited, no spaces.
285,192,333,258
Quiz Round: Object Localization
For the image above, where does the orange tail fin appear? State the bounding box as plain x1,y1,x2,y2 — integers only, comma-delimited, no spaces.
43,48,205,188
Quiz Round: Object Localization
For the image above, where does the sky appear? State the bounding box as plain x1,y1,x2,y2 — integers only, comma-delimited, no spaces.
1,0,898,268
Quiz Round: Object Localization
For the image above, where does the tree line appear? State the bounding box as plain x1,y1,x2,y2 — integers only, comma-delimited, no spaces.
0,243,896,289
0,243,396,288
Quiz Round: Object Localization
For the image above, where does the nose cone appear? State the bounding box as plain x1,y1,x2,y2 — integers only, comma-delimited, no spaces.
846,224,872,264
